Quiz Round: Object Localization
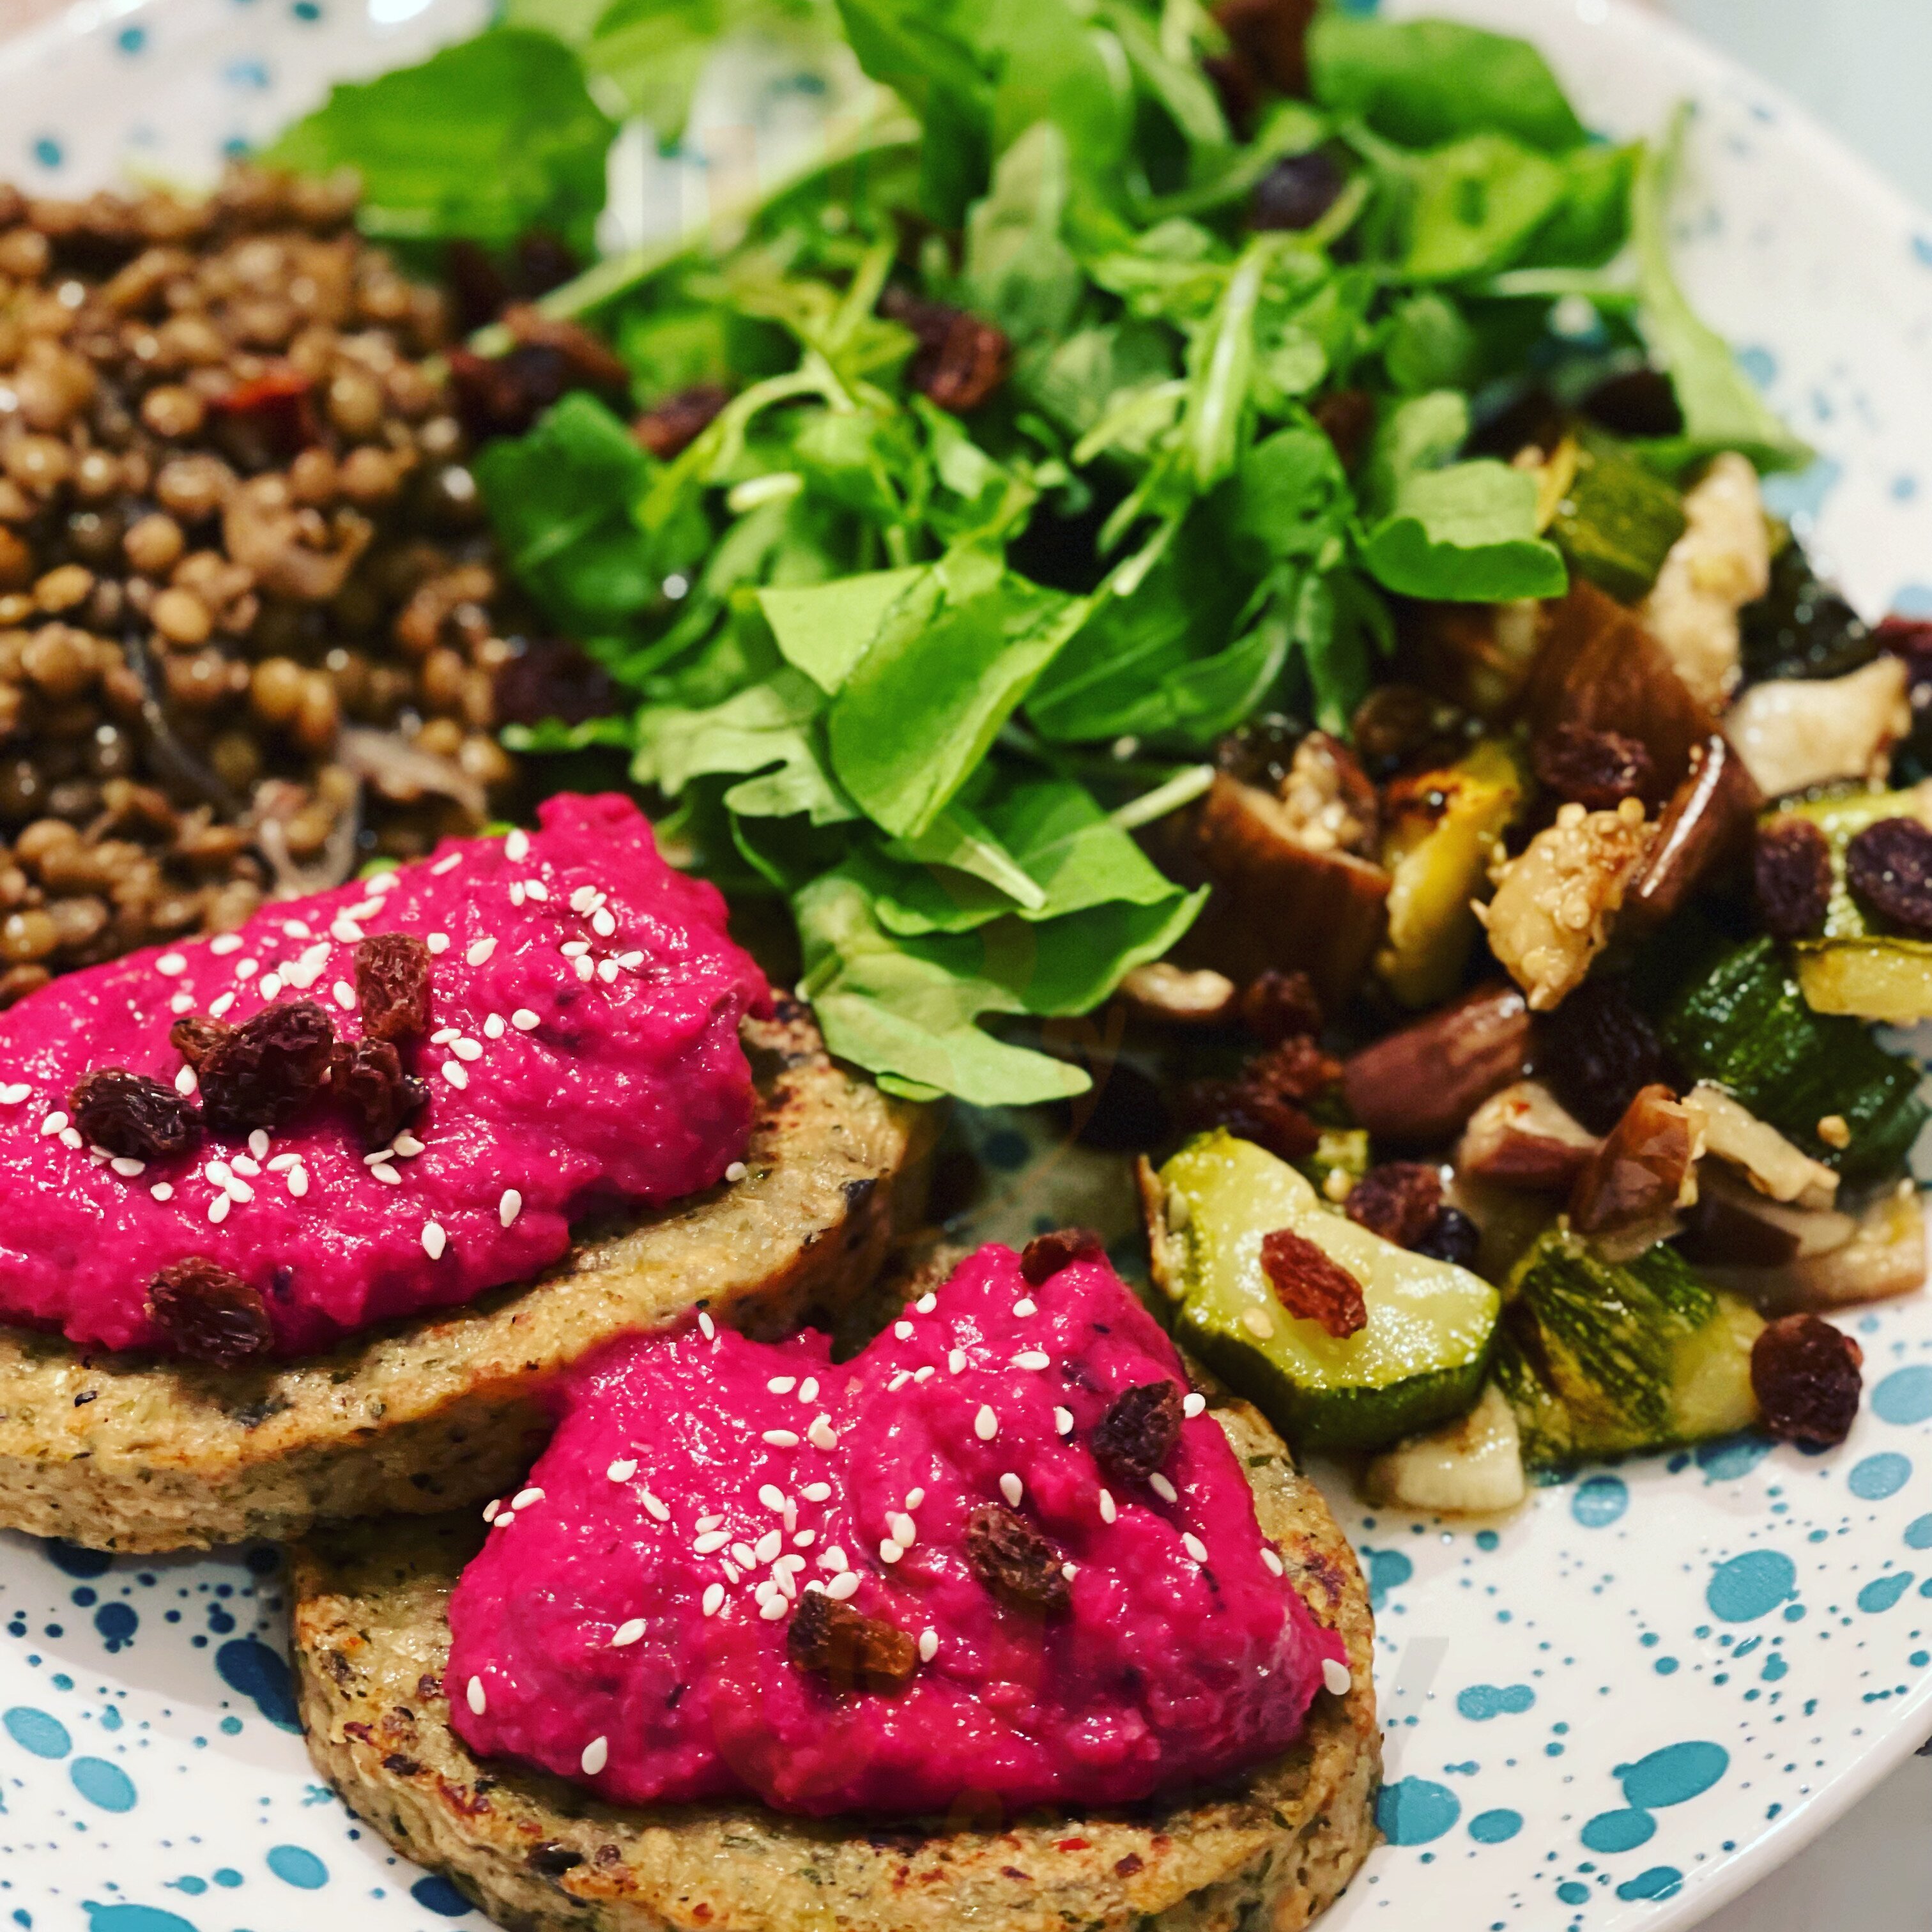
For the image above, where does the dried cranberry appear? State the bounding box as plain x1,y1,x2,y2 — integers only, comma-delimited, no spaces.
169,1013,233,1070
330,1039,429,1149
1089,1381,1184,1484
1751,1312,1863,1446
196,999,337,1133
1877,614,1932,677
634,384,730,461
447,344,575,443
1239,968,1322,1045
1215,0,1319,94
1578,367,1684,440
355,932,431,1045
1754,816,1833,939
1535,979,1670,1137
878,288,1011,414
1252,150,1346,231
965,1503,1071,1613
1845,816,1932,935
787,1590,917,1693
68,1068,200,1162
1259,1227,1367,1338
493,639,618,728
500,304,631,394
443,238,512,333
1532,723,1655,811
1350,684,1457,780
1343,1162,1443,1250
1019,1227,1107,1287
1311,389,1374,471
1413,1205,1480,1270
208,367,316,470
148,1257,273,1367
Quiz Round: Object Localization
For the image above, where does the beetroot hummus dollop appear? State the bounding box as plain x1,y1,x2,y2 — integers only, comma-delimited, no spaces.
447,1243,1347,1817
0,792,768,1358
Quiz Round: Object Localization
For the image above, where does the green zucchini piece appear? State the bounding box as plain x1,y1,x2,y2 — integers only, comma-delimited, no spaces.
1148,1130,1499,1453
1494,1230,1763,1469
1739,539,1876,685
1659,935,1928,1184
1549,431,1687,605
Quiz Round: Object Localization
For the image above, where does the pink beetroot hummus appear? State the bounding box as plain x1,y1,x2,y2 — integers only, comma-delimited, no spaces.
447,1244,1346,1817
0,792,767,1358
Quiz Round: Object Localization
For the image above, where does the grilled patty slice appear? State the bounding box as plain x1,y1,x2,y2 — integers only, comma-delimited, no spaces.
0,1000,932,1553
292,1397,1379,1932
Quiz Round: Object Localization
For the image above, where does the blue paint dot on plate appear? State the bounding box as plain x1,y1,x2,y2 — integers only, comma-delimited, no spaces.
1706,1549,1796,1622
1873,1364,1932,1425
31,137,62,169
1556,1882,1590,1906
1581,1807,1657,1853
1654,1655,1679,1675
1359,1547,1413,1610
1468,1808,1522,1844
1376,1777,1461,1846
1616,1741,1728,1808
69,1757,135,1812
292,0,322,17
266,1846,328,1890
215,1637,300,1732
1615,1866,1685,1903
1735,344,1778,388
1455,1683,1535,1721
4,1706,70,1759
212,1869,242,1888
83,1908,201,1932
1858,1572,1914,1614
1694,1434,1774,1482
1850,1452,1912,1500
1906,1514,1932,1550
1475,1529,1499,1551
410,1874,475,1916
94,1602,137,1652
1571,1474,1628,1526
1761,1653,1788,1682
116,24,146,50
1914,234,1932,271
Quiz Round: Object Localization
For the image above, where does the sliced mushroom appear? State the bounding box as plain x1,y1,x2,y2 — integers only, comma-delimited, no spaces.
1641,450,1770,711
336,726,487,821
222,472,372,602
1681,1082,1839,1211
1457,1080,1600,1190
1568,1082,1696,1261
1687,1176,1924,1313
1340,982,1529,1147
1723,655,1910,801
1623,732,1760,930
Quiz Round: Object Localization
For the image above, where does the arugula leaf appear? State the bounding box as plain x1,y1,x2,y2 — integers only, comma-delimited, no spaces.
1631,114,1814,472
826,546,1092,836
759,566,926,693
1400,134,1566,281
474,394,659,634
1308,15,1586,156
1358,392,1567,602
960,121,1085,346
265,29,617,256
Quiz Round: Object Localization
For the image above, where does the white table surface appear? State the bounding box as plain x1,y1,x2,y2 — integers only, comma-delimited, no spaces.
1646,10,1932,1920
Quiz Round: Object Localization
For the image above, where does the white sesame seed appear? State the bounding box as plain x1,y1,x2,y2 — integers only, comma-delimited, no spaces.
510,882,525,908
1183,1392,1206,1420
949,1349,967,1374
258,975,283,1000
205,1158,232,1185
918,1629,938,1662
698,1515,724,1533
395,1133,424,1157
767,1376,797,1394
560,941,589,958
607,1459,637,1482
467,937,496,967
889,1513,917,1548
1014,1351,1050,1372
525,880,549,902
755,1528,783,1563
733,1542,761,1568
894,1321,914,1340
466,1676,486,1715
774,1565,797,1600
581,1736,609,1776
759,1484,788,1512
58,1128,82,1149
1099,1489,1116,1524
915,1292,937,1314
1149,1473,1178,1504
441,1061,469,1089
484,1014,507,1040
371,1162,402,1185
1182,1532,1208,1563
914,1366,935,1383
110,1155,145,1179
427,932,451,955
1322,1657,1351,1696
611,1619,647,1648
999,1473,1022,1507
974,1405,997,1441
758,1596,788,1621
452,1037,482,1062
598,957,620,985
422,1220,448,1259
331,917,364,944
802,1482,832,1503
808,1416,838,1451
248,1129,269,1160
150,1182,174,1202
763,1429,800,1448
0,1084,27,1106
499,1189,521,1228
826,1570,860,1600
698,1311,715,1340
169,992,194,1015
819,1545,848,1572
574,954,594,983
88,1146,108,1165
512,1008,539,1031
569,885,597,913
725,1160,747,1183
482,1499,500,1522
505,829,530,862
798,1377,818,1404
794,1529,815,1547
1054,1407,1074,1435
702,1583,725,1617
643,1492,670,1522
1261,1547,1284,1576
694,1531,730,1554
208,1193,231,1225
210,933,243,956
209,992,236,1017
1013,1298,1037,1318
592,908,616,938
39,1111,67,1138
234,958,257,981
617,951,643,969
722,1561,740,1583
512,1487,544,1509
1062,1561,1078,1581
332,980,356,1011
905,1488,924,1509
879,1540,903,1564
288,1167,309,1199
156,952,186,976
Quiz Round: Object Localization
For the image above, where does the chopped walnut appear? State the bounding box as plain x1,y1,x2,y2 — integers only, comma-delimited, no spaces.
1275,732,1377,857
1475,799,1654,1011
1642,451,1770,710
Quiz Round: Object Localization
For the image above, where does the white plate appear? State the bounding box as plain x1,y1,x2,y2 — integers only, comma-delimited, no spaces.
4,2,1932,1929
